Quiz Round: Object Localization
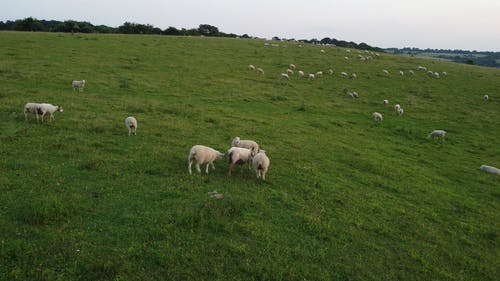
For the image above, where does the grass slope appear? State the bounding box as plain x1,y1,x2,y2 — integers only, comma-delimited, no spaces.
0,31,499,281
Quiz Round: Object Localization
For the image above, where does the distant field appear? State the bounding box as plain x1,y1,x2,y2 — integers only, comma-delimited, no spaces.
1,31,499,281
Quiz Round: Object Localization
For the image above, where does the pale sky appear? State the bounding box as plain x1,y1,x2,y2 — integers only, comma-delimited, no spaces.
1,0,499,51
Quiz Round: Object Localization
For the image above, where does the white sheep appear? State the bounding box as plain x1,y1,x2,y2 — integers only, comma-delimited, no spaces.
188,145,225,175
399,70,404,76
289,64,296,70
383,99,389,106
281,73,290,79
351,73,357,79
372,112,383,121
417,66,427,71
382,69,389,76
397,107,404,116
394,104,401,113
483,94,489,101
479,165,500,175
427,130,447,141
36,103,64,123
341,72,348,78
328,69,334,75
72,80,86,92
125,116,137,136
232,136,259,152
248,64,255,71
308,73,315,80
286,69,294,75
297,70,305,78
351,91,359,98
316,71,323,77
434,72,440,78
24,102,41,122
257,68,264,75
253,150,270,180
409,70,414,75
344,56,349,61
442,71,447,76
227,147,256,175
320,49,325,53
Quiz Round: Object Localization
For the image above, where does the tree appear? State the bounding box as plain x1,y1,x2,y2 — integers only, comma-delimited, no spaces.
14,17,43,31
163,26,181,35
198,24,219,36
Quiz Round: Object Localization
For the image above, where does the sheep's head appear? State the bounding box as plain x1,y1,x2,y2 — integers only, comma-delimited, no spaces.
232,136,240,147
57,106,64,113
217,152,225,159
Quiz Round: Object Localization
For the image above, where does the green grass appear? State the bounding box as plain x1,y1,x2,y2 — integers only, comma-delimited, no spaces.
1,31,499,281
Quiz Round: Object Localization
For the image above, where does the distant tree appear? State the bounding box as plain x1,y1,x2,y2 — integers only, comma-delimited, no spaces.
163,26,180,35
241,34,250,38
14,17,43,31
465,59,475,65
272,36,281,41
198,24,219,36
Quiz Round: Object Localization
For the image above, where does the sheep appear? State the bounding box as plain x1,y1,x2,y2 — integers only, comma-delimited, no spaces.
479,165,500,175
399,70,404,76
344,56,349,61
188,145,225,175
248,64,255,71
397,107,404,116
409,70,414,75
289,64,296,70
227,147,256,176
442,71,447,76
483,94,489,101
328,69,334,75
24,102,41,122
257,68,264,75
434,72,440,78
320,49,325,53
72,80,86,92
341,72,348,78
383,99,389,106
308,73,315,80
394,104,401,113
125,116,137,136
372,112,383,121
286,69,294,75
417,66,427,71
253,150,270,180
382,69,389,76
316,71,323,77
427,130,447,141
351,91,359,98
297,70,304,78
427,70,434,76
351,73,357,79
34,103,64,123
232,136,259,152
281,73,290,79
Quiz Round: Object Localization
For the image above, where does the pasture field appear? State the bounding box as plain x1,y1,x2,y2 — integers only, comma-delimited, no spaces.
0,31,499,281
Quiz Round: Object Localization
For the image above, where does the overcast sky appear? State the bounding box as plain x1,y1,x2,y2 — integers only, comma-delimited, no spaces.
2,0,499,51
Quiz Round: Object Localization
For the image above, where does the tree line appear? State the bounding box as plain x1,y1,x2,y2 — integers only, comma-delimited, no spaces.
0,17,382,51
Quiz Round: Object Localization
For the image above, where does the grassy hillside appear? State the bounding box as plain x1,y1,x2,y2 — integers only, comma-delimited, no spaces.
0,31,499,281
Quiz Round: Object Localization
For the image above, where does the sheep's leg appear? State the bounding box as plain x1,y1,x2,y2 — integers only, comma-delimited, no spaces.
205,163,210,174
255,170,260,179
128,128,131,136
211,162,215,170
196,163,201,174
228,163,234,176
188,160,193,175
262,171,266,181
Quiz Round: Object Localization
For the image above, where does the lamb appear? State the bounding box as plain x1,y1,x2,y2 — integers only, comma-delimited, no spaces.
232,136,259,153
188,145,225,175
483,94,489,101
248,64,255,71
434,72,440,78
227,147,256,176
427,130,447,141
297,70,304,78
286,69,294,75
344,56,349,61
372,112,383,121
308,73,315,80
383,99,389,106
316,71,323,77
289,64,296,70
399,70,404,76
320,49,325,53
281,73,290,79
72,80,86,92
442,71,447,76
34,103,64,123
328,69,334,75
257,68,264,75
125,116,137,136
252,150,270,180
479,165,500,175
394,104,401,113
397,107,404,116
409,70,414,75
417,66,427,71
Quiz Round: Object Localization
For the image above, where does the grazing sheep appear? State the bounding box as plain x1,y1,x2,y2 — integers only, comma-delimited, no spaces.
397,107,404,116
253,150,270,180
227,147,256,175
352,91,359,98
72,80,86,92
257,68,264,75
232,136,259,153
125,116,137,136
188,145,225,175
434,72,440,78
344,56,349,61
399,70,404,76
372,112,383,121
281,73,290,79
316,71,323,77
308,73,315,80
427,130,447,141
382,69,389,76
409,70,414,75
289,64,296,70
417,66,427,71
35,103,64,123
479,165,500,175
383,99,389,106
297,70,305,78
341,72,348,78
286,69,294,76
320,49,325,53
394,104,401,113
442,71,447,76
483,94,489,101
328,69,334,75
427,70,434,76
351,73,357,79
248,64,255,71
